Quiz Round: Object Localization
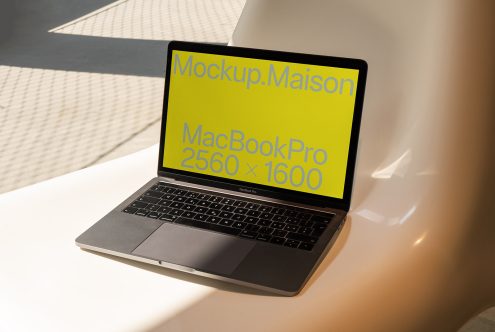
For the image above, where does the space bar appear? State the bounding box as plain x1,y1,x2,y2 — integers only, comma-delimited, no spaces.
175,218,241,236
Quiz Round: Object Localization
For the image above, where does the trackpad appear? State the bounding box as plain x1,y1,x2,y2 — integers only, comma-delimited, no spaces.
132,223,255,276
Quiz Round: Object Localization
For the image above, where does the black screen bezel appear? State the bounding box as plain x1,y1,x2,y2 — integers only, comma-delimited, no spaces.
158,41,367,211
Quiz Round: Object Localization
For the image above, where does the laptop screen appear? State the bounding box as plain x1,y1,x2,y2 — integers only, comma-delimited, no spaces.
160,42,366,205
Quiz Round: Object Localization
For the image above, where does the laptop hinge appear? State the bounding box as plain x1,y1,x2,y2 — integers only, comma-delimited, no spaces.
158,175,177,182
156,172,346,213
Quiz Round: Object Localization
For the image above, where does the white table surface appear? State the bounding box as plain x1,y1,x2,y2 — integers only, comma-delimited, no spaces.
0,146,212,331
0,145,466,332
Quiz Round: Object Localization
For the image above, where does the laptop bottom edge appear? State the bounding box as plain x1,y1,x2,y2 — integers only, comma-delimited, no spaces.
76,241,301,296
76,213,344,298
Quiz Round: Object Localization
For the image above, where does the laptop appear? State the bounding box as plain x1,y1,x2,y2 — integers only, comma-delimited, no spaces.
76,41,367,296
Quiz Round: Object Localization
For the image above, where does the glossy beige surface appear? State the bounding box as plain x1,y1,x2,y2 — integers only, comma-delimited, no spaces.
230,0,495,330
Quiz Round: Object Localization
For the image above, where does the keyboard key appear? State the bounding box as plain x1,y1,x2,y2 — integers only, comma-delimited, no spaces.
170,209,183,216
173,196,186,202
148,204,159,211
206,209,220,216
130,201,148,209
244,217,259,224
147,212,161,219
139,196,160,204
239,230,257,239
270,237,285,245
258,205,272,213
245,203,260,210
209,203,223,210
219,211,233,219
185,198,199,205
272,229,287,237
194,206,208,214
219,219,234,226
271,222,285,229
186,192,198,198
245,224,260,232
163,187,176,193
197,194,211,200
194,214,208,221
299,219,312,227
299,242,314,251
259,227,273,234
284,210,298,217
221,198,235,205
144,190,163,198
207,216,221,224
232,200,247,207
232,214,245,222
197,201,211,207
312,223,328,236
160,214,179,222
259,212,273,220
234,208,247,214
175,218,241,236
135,209,150,216
160,199,173,206
298,227,313,236
286,232,318,244
271,207,286,215
183,204,196,211
272,215,287,222
257,219,272,227
256,234,271,242
169,202,184,209
246,210,260,217
182,211,196,219
157,206,172,214
286,217,299,224
284,240,300,248
311,214,334,224
298,213,311,221
209,196,223,203
284,224,298,232
162,193,175,200
221,205,236,212
232,221,247,229
123,207,138,214
175,189,189,196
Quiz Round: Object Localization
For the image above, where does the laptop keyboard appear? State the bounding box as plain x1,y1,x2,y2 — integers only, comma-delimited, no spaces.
122,182,335,251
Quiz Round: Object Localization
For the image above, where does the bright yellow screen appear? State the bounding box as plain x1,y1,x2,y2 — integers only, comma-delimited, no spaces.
163,50,359,199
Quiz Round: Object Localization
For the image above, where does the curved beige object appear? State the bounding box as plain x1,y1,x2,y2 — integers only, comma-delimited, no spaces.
226,0,495,331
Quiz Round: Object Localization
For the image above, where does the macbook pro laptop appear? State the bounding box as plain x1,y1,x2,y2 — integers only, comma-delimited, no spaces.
76,41,367,296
